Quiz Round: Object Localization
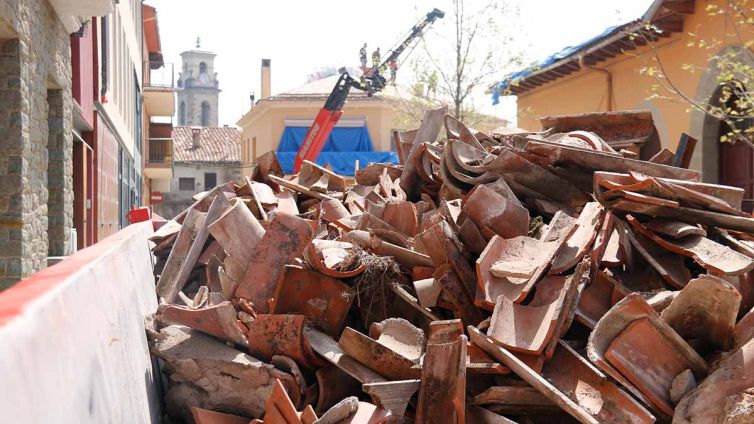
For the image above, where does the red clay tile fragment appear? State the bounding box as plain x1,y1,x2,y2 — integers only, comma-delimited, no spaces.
733,306,754,349
466,342,511,375
307,328,387,384
434,264,485,326
415,324,466,424
246,314,324,369
587,293,707,417
368,318,425,361
208,197,265,266
605,317,695,417
460,184,530,240
303,240,366,279
472,385,555,411
381,200,419,236
235,212,314,312
550,202,603,274
627,214,754,276
270,266,355,337
645,218,706,239
620,220,691,289
417,220,478,296
487,275,567,355
413,278,441,308
660,274,741,351
156,301,247,346
263,379,302,424
338,327,420,380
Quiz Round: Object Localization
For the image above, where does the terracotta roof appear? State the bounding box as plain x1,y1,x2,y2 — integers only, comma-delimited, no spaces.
493,0,694,98
172,126,240,164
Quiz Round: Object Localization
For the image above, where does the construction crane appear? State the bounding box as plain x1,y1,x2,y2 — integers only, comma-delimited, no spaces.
293,8,445,173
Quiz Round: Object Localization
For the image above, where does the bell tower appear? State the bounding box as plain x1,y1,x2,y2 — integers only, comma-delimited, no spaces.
176,37,221,127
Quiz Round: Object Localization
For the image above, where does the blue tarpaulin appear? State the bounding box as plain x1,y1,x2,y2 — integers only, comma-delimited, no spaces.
276,126,399,176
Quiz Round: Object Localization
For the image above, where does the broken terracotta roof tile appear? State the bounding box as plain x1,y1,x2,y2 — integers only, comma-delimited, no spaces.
619,220,692,289
434,264,485,326
156,301,247,346
460,183,530,241
660,275,741,352
587,293,707,417
550,202,603,274
339,327,420,381
627,214,754,276
487,275,567,355
235,212,314,313
270,266,354,337
416,325,467,424
246,314,325,370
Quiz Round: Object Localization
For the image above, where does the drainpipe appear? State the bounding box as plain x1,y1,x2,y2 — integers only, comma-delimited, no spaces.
578,55,613,111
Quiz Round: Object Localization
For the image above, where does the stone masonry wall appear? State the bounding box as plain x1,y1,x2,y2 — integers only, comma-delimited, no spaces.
0,0,73,288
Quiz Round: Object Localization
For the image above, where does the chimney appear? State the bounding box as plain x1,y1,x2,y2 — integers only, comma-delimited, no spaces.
192,127,201,149
261,59,271,99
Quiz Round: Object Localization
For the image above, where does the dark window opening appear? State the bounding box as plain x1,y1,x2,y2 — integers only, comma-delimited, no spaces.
178,101,186,125
179,177,195,191
201,101,210,126
204,172,217,189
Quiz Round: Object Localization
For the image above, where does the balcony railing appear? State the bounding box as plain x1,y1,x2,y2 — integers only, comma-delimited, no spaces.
148,138,172,165
144,61,175,88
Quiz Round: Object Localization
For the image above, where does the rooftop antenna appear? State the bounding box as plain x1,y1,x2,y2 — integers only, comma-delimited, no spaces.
196,37,201,49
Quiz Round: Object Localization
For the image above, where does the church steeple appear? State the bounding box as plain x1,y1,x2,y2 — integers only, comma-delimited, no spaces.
176,39,221,127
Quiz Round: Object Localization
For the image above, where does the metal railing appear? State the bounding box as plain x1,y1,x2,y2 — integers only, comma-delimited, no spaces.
147,138,172,164
144,61,174,88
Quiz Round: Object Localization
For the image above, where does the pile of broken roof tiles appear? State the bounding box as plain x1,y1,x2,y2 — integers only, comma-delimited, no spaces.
146,105,754,424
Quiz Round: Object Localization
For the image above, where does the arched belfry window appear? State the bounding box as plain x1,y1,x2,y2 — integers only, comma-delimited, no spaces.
178,101,186,125
199,62,207,74
201,101,210,126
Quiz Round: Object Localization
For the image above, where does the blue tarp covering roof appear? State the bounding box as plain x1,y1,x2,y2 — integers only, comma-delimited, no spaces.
275,126,399,176
491,21,636,105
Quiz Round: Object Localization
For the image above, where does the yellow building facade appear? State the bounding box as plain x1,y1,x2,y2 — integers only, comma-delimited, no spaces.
237,72,394,178
502,0,753,198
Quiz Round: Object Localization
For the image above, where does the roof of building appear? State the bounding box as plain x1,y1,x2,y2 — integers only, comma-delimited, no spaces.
492,0,694,101
260,74,385,103
142,4,163,66
172,126,240,164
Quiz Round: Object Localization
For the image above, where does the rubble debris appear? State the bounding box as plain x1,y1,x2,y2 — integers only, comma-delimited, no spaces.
145,107,754,423
673,339,754,424
191,407,251,424
150,325,298,420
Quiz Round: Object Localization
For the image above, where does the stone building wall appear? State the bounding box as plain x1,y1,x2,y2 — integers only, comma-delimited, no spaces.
153,162,239,219
0,0,73,288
